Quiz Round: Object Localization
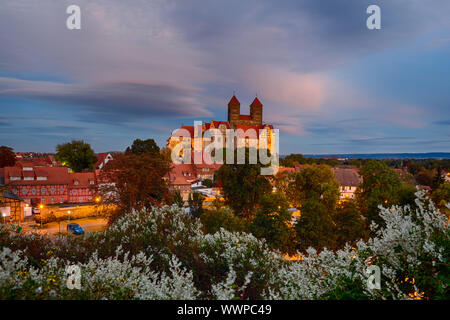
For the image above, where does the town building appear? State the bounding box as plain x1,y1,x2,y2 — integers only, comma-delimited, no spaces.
0,162,97,206
332,167,362,200
96,152,114,169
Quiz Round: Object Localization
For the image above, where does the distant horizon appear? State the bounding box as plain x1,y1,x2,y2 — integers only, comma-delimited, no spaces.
11,147,450,160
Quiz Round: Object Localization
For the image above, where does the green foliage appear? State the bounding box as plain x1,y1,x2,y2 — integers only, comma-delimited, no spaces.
0,145,16,168
216,148,272,219
125,138,160,156
200,209,249,234
414,168,437,187
397,184,418,207
295,200,336,252
280,153,340,167
188,192,204,218
432,182,450,213
290,164,340,211
98,152,171,214
202,179,214,188
55,140,97,172
173,190,184,208
251,193,296,254
333,200,368,248
356,160,402,225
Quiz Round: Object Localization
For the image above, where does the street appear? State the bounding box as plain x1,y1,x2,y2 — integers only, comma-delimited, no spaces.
21,217,108,235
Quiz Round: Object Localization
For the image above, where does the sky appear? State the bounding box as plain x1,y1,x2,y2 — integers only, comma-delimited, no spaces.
0,0,450,155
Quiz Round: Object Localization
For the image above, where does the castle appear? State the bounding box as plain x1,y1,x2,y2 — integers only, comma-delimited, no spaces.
167,95,276,156
227,95,263,127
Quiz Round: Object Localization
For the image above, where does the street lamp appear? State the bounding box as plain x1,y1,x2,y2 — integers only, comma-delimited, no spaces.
2,213,6,225
39,204,44,229
95,196,101,203
67,210,71,223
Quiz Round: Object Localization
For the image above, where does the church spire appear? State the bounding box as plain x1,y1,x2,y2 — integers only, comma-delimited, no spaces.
228,94,240,106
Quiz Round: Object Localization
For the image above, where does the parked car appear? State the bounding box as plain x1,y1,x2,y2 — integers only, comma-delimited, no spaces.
67,223,85,235
32,207,40,214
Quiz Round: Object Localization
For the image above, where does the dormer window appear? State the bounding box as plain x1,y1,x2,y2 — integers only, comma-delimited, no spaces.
74,180,79,185
89,180,94,185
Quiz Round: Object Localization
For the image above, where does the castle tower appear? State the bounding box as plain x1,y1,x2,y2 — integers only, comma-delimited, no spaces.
250,97,263,125
227,95,240,128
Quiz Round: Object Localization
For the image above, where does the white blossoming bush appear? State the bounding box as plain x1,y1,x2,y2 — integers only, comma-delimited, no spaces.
0,191,448,299
265,190,449,299
0,245,197,300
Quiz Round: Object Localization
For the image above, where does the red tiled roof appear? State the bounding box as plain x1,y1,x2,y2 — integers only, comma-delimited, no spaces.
69,172,96,187
250,97,263,107
16,160,48,168
4,167,21,177
211,121,230,129
172,126,195,138
96,153,110,168
5,166,71,185
235,125,260,138
239,115,252,121
228,95,240,105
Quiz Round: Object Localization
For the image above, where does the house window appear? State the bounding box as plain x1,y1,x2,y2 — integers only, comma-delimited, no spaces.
22,188,28,195
50,187,55,194
41,187,46,194
74,180,79,185
51,198,54,204
42,198,45,203
89,180,94,185
60,197,63,203
10,176,21,181
32,188,36,195
60,187,64,194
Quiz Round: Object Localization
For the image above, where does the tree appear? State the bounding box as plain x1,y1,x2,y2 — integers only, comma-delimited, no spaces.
397,184,418,207
431,182,450,213
0,146,16,168
290,164,340,211
98,152,171,216
216,148,272,219
415,168,436,187
55,140,97,172
295,200,336,252
188,192,204,218
173,190,184,208
356,160,402,225
200,209,248,234
202,179,214,188
251,193,295,254
126,138,160,156
333,200,367,249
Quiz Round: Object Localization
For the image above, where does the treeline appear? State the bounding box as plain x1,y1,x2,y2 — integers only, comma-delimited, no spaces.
282,153,450,189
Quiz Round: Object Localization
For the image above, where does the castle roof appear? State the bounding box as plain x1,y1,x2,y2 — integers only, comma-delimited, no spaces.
239,115,252,121
228,95,240,105
250,97,263,107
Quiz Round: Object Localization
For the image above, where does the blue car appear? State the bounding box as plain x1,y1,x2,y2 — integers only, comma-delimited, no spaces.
67,223,85,235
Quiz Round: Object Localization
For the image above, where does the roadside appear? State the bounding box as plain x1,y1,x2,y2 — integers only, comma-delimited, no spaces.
21,216,108,235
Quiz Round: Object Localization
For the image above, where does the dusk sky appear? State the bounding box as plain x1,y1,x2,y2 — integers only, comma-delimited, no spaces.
1,0,450,155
